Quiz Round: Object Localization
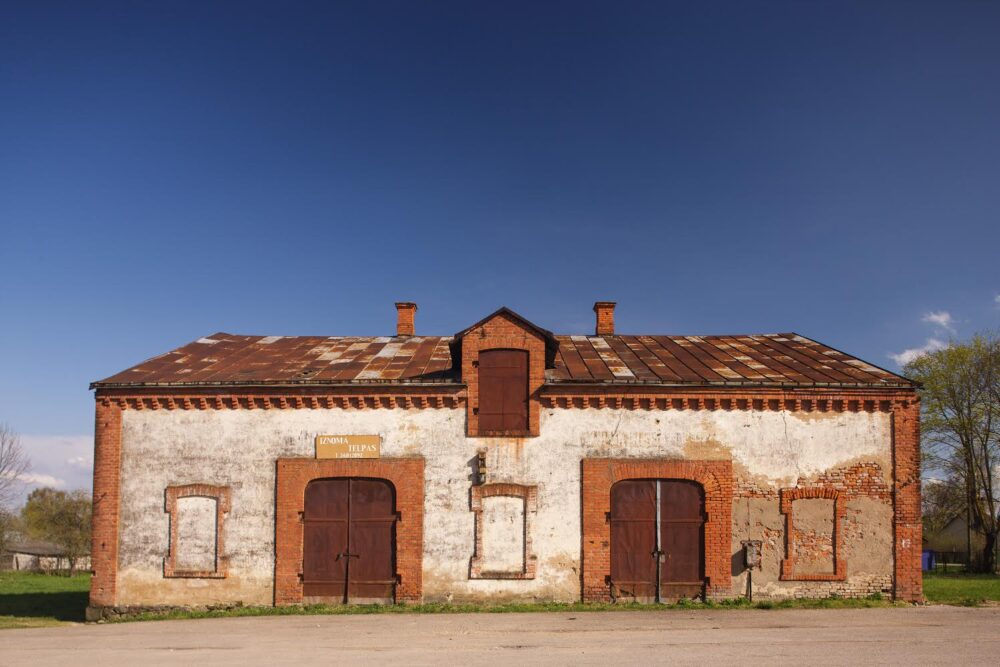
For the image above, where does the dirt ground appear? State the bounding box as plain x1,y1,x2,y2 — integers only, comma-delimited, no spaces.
2,606,998,666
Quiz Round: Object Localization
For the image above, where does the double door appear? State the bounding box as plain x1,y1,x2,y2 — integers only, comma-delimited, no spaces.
609,479,706,601
302,478,397,603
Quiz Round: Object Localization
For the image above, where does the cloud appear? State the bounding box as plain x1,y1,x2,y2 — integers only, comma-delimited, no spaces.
66,456,93,470
15,472,66,487
995,294,1000,306
922,311,955,333
889,338,948,366
9,434,93,505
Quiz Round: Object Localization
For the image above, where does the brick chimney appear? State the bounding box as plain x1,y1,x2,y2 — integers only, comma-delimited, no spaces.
593,301,616,336
395,302,417,337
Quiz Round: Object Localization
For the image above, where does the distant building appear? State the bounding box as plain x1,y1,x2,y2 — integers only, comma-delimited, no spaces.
1,539,91,572
86,302,922,616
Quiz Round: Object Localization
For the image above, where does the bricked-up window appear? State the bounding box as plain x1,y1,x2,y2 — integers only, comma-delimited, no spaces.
779,487,847,582
477,349,529,435
164,484,230,578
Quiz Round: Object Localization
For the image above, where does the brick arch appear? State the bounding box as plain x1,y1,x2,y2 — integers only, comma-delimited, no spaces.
581,458,733,601
274,457,424,605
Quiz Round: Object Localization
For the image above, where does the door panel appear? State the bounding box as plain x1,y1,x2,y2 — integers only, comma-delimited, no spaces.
303,479,349,599
659,480,705,587
610,480,657,599
347,479,396,602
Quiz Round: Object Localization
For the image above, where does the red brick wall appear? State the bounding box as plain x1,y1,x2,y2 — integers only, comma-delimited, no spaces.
581,458,733,601
893,400,923,602
461,312,546,437
274,457,425,605
90,401,122,608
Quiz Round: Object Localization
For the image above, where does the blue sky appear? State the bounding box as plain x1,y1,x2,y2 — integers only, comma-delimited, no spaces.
1,2,998,499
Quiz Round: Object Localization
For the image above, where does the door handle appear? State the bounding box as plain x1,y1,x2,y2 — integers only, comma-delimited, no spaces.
336,552,360,561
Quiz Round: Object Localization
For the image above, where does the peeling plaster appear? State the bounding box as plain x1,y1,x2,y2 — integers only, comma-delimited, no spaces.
116,407,892,605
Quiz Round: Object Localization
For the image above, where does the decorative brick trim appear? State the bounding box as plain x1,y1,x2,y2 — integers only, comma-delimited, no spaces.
469,483,538,579
274,457,424,605
96,389,464,412
892,400,923,602
541,389,911,413
89,401,122,608
581,459,732,602
461,312,546,437
163,484,231,579
779,487,847,581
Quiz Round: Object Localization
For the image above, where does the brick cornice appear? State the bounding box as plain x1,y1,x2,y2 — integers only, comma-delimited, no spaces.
540,388,917,413
95,388,465,411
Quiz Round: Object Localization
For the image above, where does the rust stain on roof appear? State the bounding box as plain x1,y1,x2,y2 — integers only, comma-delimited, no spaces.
92,331,913,389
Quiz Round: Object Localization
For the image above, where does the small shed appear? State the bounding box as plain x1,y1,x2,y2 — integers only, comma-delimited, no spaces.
1,539,91,572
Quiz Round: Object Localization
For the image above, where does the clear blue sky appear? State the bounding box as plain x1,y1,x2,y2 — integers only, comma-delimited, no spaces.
1,2,998,493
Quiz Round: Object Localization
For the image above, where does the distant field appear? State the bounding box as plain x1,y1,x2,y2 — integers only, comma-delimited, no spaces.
922,572,1000,605
1,571,997,629
0,572,91,629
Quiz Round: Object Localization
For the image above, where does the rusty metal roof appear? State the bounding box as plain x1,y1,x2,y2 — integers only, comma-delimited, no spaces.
92,331,912,389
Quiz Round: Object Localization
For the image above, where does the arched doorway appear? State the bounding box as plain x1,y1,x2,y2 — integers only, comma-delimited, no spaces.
302,477,397,604
609,479,705,602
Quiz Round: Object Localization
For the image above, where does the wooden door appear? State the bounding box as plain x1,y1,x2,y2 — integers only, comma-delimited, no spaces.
478,349,529,434
610,479,705,602
302,478,396,603
658,480,705,599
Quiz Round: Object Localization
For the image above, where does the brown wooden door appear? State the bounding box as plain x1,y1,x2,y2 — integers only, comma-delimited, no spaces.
478,349,529,434
610,480,658,600
302,478,396,603
658,480,705,599
610,479,705,602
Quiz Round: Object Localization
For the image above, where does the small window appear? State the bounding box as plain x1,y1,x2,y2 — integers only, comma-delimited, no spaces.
478,349,528,435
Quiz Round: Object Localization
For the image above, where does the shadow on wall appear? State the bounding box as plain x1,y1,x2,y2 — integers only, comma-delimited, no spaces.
731,550,746,577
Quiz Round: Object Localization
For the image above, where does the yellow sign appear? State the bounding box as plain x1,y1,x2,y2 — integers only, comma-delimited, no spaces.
315,434,381,459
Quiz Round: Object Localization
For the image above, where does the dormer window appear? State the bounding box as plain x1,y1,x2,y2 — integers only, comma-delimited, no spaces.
478,350,528,435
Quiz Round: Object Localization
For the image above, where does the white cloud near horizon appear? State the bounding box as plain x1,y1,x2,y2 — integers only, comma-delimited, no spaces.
8,434,93,506
922,311,955,333
889,337,948,366
16,472,67,487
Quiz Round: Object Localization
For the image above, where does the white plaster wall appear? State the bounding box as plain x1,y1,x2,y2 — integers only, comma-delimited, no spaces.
480,496,525,573
116,406,891,605
174,496,217,572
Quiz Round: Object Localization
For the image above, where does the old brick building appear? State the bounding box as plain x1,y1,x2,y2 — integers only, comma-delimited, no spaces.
88,302,921,615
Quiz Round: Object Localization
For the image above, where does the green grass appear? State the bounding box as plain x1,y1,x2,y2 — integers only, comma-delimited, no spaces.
3,571,997,628
115,593,899,623
0,571,91,629
923,571,1000,606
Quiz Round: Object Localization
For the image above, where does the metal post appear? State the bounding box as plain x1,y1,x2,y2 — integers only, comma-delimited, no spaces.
655,480,662,603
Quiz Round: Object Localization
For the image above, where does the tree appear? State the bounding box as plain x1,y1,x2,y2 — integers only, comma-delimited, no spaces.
0,422,29,509
0,422,30,557
906,334,999,572
21,488,92,575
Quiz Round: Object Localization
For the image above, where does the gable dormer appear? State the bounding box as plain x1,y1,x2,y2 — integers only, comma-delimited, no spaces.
452,307,557,438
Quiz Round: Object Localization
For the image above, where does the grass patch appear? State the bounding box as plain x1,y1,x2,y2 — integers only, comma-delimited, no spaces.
115,593,899,624
0,571,91,629
923,571,1000,606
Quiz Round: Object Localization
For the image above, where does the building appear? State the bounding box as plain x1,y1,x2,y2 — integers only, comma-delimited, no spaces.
2,539,91,573
87,302,922,616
